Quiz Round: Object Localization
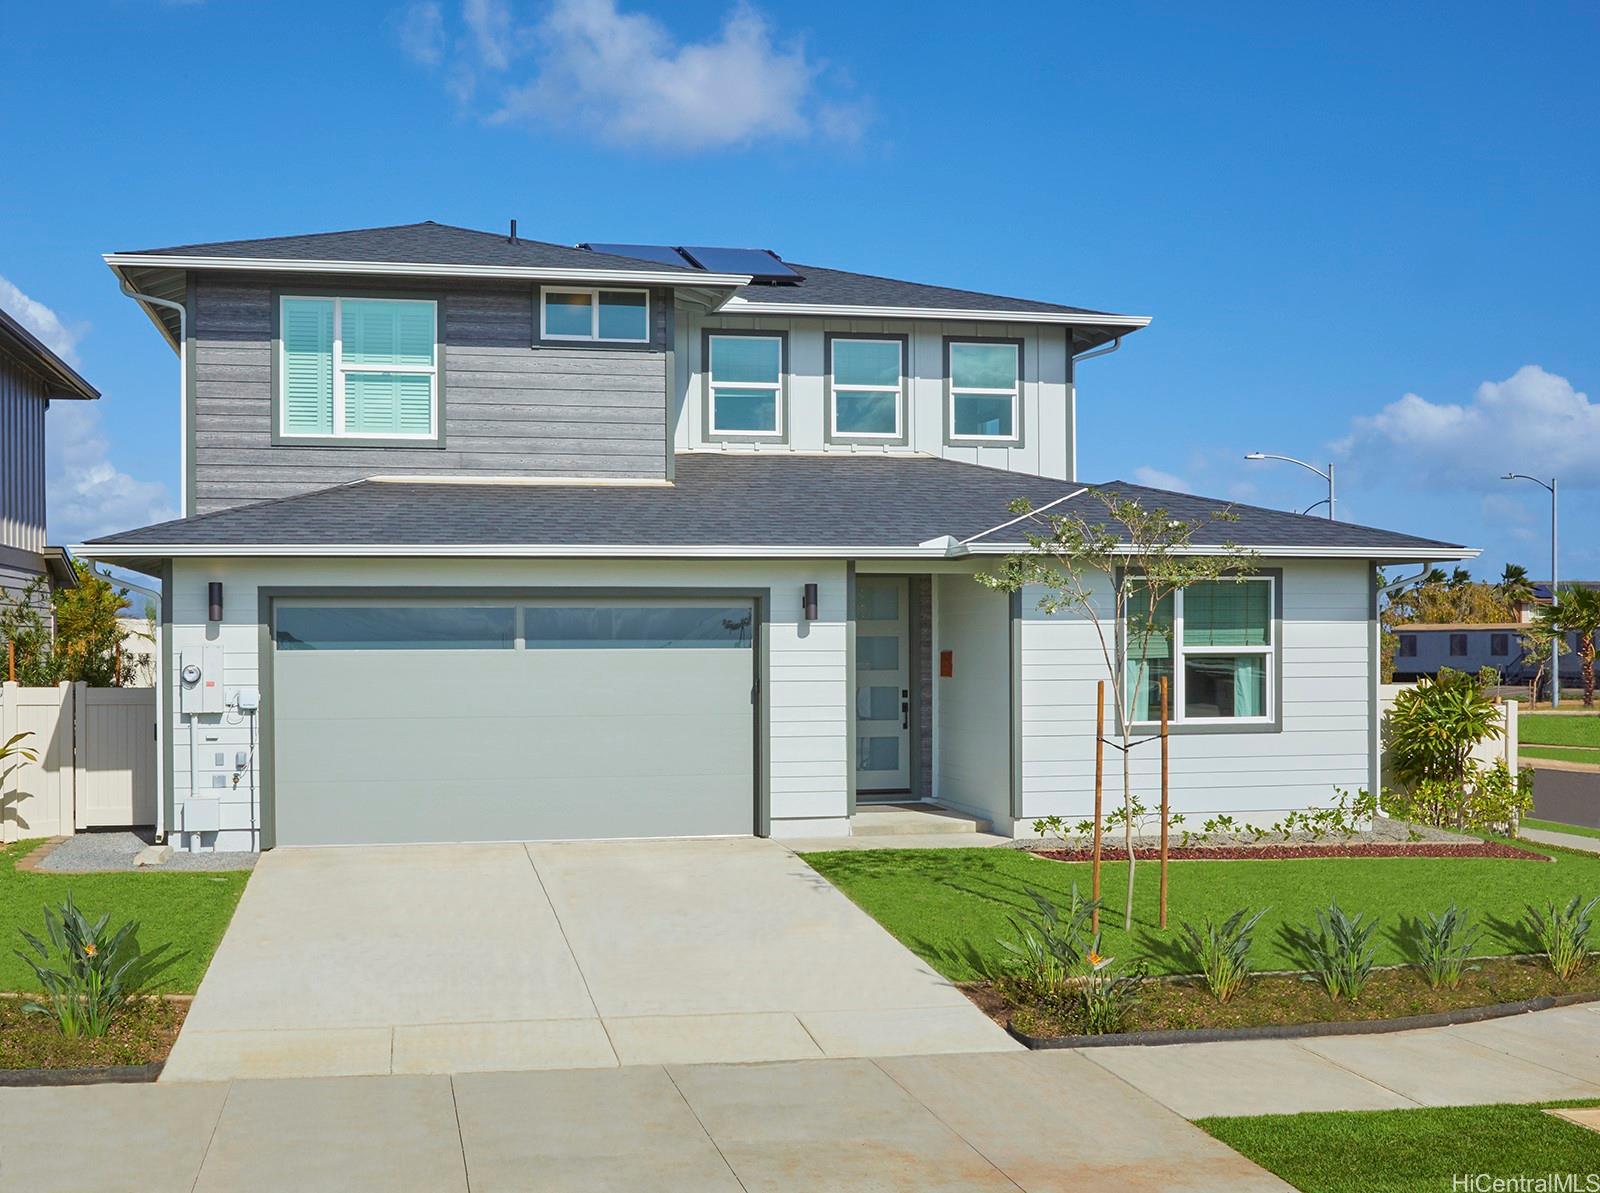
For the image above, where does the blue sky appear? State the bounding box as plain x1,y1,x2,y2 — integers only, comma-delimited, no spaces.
3,0,1598,579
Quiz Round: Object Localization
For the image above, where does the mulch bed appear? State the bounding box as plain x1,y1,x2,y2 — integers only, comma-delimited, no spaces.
1035,840,1546,862
964,955,1596,1042
0,995,186,1071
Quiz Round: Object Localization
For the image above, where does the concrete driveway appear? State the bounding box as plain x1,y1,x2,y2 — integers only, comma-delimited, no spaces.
165,838,1016,1081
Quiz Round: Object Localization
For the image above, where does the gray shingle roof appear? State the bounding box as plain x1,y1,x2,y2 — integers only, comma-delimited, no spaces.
116,222,702,275
86,454,1468,558
0,308,99,400
734,262,1113,317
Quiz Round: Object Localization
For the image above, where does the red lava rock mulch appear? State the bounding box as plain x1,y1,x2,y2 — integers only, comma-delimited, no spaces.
1035,840,1549,863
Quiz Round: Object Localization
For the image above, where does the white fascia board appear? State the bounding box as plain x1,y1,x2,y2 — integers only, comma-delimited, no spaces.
102,253,751,288
717,295,1153,328
75,543,962,561
958,542,1480,561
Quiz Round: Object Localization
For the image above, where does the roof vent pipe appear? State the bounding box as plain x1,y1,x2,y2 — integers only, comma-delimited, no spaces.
508,219,518,244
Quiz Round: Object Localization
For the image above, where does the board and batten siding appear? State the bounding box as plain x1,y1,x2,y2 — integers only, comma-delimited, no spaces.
188,274,673,515
0,351,48,554
673,308,1075,480
164,557,850,851
1017,558,1373,828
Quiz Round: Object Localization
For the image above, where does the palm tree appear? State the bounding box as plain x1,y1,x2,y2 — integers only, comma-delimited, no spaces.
1534,585,1600,707
1499,563,1535,619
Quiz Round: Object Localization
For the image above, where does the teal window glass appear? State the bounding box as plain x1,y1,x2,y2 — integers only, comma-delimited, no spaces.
950,341,1018,440
598,291,648,340
711,389,777,432
950,342,1018,390
710,335,782,434
833,339,901,387
832,338,901,437
281,298,334,435
952,395,1013,437
544,291,593,338
1184,581,1271,647
276,606,515,650
523,606,753,648
711,336,781,384
1125,589,1175,722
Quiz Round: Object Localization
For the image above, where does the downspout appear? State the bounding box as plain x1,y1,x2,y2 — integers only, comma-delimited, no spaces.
1069,336,1123,482
1368,562,1436,819
119,280,187,846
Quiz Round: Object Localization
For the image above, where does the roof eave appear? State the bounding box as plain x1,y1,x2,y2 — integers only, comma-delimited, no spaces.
960,542,1479,562
715,294,1153,329
102,253,751,288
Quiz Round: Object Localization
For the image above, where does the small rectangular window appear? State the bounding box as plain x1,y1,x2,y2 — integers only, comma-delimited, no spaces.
1449,634,1469,656
830,338,902,439
709,334,783,436
540,287,649,343
276,606,515,650
1398,634,1418,658
279,296,437,440
1491,633,1510,657
949,341,1020,441
522,606,753,648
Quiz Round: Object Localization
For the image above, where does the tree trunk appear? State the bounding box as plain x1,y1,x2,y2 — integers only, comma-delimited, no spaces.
1123,723,1135,932
1585,634,1595,708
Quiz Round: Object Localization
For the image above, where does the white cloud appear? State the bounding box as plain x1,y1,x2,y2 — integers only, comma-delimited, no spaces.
405,0,865,151
1337,365,1600,488
1131,466,1192,493
47,404,174,544
0,275,85,366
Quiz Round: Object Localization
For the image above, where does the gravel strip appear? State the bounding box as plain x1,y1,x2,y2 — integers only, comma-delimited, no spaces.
32,831,257,873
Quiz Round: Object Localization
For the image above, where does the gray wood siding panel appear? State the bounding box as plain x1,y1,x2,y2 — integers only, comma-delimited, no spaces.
189,274,670,513
0,355,49,553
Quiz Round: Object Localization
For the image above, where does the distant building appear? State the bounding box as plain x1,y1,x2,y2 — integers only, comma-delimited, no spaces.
1392,621,1581,684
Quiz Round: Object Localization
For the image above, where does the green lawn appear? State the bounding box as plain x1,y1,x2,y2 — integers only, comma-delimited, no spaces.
800,846,1600,980
1521,713,1600,748
0,840,249,994
1524,744,1600,765
1199,1101,1600,1193
1525,817,1600,842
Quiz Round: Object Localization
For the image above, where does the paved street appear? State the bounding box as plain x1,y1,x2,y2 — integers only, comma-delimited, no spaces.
1532,764,1600,829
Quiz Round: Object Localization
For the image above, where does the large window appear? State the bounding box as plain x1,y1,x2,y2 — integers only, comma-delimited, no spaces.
948,341,1020,441
830,337,903,439
1126,578,1275,724
708,334,783,436
540,287,649,343
280,296,438,440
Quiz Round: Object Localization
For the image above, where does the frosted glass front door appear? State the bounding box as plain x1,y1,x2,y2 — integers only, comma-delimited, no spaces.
855,576,910,791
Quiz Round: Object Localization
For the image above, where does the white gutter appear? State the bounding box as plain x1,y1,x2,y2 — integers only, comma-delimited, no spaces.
76,541,1480,562
103,253,750,288
715,294,1153,328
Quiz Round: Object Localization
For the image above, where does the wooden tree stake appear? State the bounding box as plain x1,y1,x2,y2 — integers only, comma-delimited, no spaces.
1159,675,1170,929
1092,679,1105,934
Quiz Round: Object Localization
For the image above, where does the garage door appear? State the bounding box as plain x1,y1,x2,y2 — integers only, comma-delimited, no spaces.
269,598,757,846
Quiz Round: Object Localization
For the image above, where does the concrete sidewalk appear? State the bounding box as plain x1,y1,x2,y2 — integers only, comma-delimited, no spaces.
0,1052,1291,1193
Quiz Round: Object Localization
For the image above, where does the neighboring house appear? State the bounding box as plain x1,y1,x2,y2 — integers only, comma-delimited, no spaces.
84,222,1474,852
1392,620,1584,686
0,305,97,621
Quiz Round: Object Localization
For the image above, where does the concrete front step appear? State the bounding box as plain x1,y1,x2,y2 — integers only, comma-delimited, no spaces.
850,804,992,836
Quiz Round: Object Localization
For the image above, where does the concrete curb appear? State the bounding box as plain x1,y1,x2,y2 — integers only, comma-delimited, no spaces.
1007,990,1600,1050
0,1061,164,1087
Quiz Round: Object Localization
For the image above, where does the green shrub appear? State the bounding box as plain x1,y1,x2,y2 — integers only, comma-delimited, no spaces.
1299,901,1379,1001
1525,895,1599,981
1382,761,1534,834
1385,669,1504,825
1181,907,1266,1001
14,894,169,1038
1076,951,1147,1034
996,885,1098,1003
1411,904,1481,990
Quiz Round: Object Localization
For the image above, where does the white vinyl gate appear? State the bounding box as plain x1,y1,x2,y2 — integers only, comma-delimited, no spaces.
0,681,157,842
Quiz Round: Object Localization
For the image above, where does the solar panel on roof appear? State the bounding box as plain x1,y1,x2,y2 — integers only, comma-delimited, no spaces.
679,247,802,282
579,243,696,268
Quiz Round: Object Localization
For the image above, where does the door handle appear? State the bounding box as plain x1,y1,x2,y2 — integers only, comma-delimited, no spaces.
901,700,910,730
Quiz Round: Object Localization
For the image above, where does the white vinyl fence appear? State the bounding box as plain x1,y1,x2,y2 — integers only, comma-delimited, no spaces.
0,682,157,843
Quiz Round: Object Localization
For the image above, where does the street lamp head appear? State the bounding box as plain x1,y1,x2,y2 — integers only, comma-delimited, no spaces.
1245,452,1265,461
1501,473,1518,481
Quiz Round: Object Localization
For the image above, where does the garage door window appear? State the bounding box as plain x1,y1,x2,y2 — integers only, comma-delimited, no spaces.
523,606,754,648
276,606,517,650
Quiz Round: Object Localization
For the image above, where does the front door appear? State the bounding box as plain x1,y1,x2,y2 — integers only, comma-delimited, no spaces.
855,576,910,794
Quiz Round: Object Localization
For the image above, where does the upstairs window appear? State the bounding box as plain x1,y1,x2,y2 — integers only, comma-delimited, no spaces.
540,287,649,343
948,341,1020,441
708,334,783,437
280,296,438,440
830,338,903,439
1126,577,1275,724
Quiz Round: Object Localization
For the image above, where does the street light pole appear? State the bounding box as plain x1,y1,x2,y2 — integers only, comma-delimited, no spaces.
1502,473,1559,708
1244,452,1337,520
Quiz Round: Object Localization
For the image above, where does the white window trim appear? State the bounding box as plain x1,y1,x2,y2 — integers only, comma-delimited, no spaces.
948,341,1020,443
539,286,650,344
830,338,903,440
279,295,439,441
708,333,784,438
1128,576,1276,727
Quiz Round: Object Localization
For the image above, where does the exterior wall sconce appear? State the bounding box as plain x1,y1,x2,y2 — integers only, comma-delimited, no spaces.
801,583,819,621
208,582,224,623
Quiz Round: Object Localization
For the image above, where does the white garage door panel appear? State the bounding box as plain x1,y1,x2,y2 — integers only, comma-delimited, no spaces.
271,600,757,846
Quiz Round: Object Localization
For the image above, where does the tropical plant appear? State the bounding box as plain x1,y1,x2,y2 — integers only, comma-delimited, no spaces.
977,489,1256,929
1382,760,1533,834
1076,950,1147,1034
14,894,169,1038
1534,585,1600,707
1525,895,1599,982
996,885,1099,1002
0,562,136,687
1384,668,1504,817
1411,904,1481,990
1299,901,1379,1000
1181,907,1267,1001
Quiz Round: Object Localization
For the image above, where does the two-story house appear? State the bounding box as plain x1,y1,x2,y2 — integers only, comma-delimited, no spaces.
1,305,97,618
83,222,1475,852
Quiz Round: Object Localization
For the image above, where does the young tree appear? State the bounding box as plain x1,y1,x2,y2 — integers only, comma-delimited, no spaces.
0,562,134,687
978,490,1256,930
1536,585,1600,707
1518,621,1568,704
